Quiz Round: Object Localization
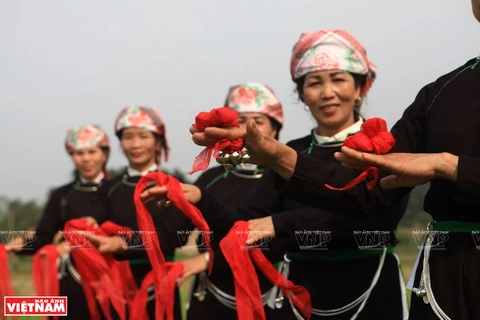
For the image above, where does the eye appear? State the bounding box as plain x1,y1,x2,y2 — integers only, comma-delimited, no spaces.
333,78,345,82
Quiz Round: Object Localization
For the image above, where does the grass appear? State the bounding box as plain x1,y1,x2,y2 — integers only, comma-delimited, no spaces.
8,227,420,319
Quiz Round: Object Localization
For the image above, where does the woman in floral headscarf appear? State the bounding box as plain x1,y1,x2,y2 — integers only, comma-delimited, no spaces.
96,106,194,319
145,30,411,319
182,83,284,320
6,124,111,320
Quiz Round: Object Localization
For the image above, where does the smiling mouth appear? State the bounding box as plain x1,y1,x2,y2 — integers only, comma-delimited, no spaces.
320,105,339,110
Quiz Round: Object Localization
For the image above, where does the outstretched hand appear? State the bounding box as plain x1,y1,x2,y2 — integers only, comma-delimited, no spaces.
334,146,458,189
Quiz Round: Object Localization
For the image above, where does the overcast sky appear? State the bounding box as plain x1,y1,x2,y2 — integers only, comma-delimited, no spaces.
1,0,479,204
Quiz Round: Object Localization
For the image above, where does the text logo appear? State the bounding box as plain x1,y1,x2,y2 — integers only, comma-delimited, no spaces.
295,230,332,250
4,296,67,317
353,230,391,250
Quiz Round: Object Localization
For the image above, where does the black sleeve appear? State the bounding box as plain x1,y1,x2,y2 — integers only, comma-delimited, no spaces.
17,190,62,255
195,168,283,239
272,194,410,245
272,84,436,215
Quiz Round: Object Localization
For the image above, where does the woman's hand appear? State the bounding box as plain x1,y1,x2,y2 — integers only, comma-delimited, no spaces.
177,253,209,287
140,183,202,206
5,236,25,253
335,146,459,188
86,234,127,253
246,216,276,246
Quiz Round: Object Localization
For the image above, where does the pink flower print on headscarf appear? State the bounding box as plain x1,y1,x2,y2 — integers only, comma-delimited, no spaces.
230,87,259,106
126,110,154,127
311,50,340,70
76,128,98,147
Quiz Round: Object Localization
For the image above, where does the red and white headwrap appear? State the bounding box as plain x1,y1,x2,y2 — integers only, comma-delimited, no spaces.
114,106,169,163
65,125,110,154
224,83,284,129
290,29,377,96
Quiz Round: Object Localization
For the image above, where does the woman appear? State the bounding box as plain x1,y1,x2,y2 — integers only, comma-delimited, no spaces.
101,105,193,319
183,83,285,320
6,124,111,320
145,30,411,319
189,2,480,318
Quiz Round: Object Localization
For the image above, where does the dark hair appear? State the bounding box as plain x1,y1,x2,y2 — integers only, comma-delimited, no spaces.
294,72,368,111
268,118,282,140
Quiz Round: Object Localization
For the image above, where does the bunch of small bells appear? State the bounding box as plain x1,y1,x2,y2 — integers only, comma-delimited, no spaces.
216,147,251,171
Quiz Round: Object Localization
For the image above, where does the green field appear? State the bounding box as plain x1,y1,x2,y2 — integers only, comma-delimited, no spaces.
7,227,420,319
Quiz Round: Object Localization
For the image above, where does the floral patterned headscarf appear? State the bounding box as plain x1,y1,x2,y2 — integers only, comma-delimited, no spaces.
114,106,169,163
65,125,110,154
290,29,377,96
224,83,284,128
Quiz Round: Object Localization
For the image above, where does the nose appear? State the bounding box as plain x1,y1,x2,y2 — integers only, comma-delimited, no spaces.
131,136,142,148
321,83,335,99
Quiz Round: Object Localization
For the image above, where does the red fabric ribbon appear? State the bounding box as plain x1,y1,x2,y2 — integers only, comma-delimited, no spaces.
0,245,17,320
62,218,134,320
188,107,243,174
325,118,395,191
32,245,60,320
219,221,311,320
133,171,214,320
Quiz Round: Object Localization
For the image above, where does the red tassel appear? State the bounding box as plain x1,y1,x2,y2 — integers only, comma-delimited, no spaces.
133,171,214,320
188,108,243,174
62,218,134,320
32,245,60,320
219,221,311,320
325,118,394,191
0,245,17,320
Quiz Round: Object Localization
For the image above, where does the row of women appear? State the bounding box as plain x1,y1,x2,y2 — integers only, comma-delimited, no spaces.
5,2,480,319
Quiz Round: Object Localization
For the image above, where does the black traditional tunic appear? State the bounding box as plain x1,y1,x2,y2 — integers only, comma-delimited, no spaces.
103,168,194,320
274,57,480,320
17,178,110,320
269,133,409,320
186,165,284,320
194,121,411,319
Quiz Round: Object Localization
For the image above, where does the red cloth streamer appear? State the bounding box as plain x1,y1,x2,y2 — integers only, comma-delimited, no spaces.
325,118,395,191
98,221,138,312
133,171,214,320
63,219,134,320
32,245,60,320
0,245,17,320
188,107,243,174
219,221,311,320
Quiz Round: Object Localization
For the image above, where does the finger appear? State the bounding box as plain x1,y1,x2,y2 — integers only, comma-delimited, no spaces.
334,152,367,167
177,275,187,287
380,175,402,189
204,127,246,141
141,196,158,205
245,120,263,146
245,231,260,246
192,132,219,147
189,125,201,134
140,186,169,200
341,147,387,167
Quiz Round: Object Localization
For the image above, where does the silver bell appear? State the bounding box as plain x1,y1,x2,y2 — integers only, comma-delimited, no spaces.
413,287,426,298
241,147,249,155
241,153,251,164
220,153,231,164
230,151,242,165
275,296,284,309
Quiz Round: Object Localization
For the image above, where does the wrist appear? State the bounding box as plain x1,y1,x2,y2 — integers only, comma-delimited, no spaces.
269,143,297,180
435,153,458,181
